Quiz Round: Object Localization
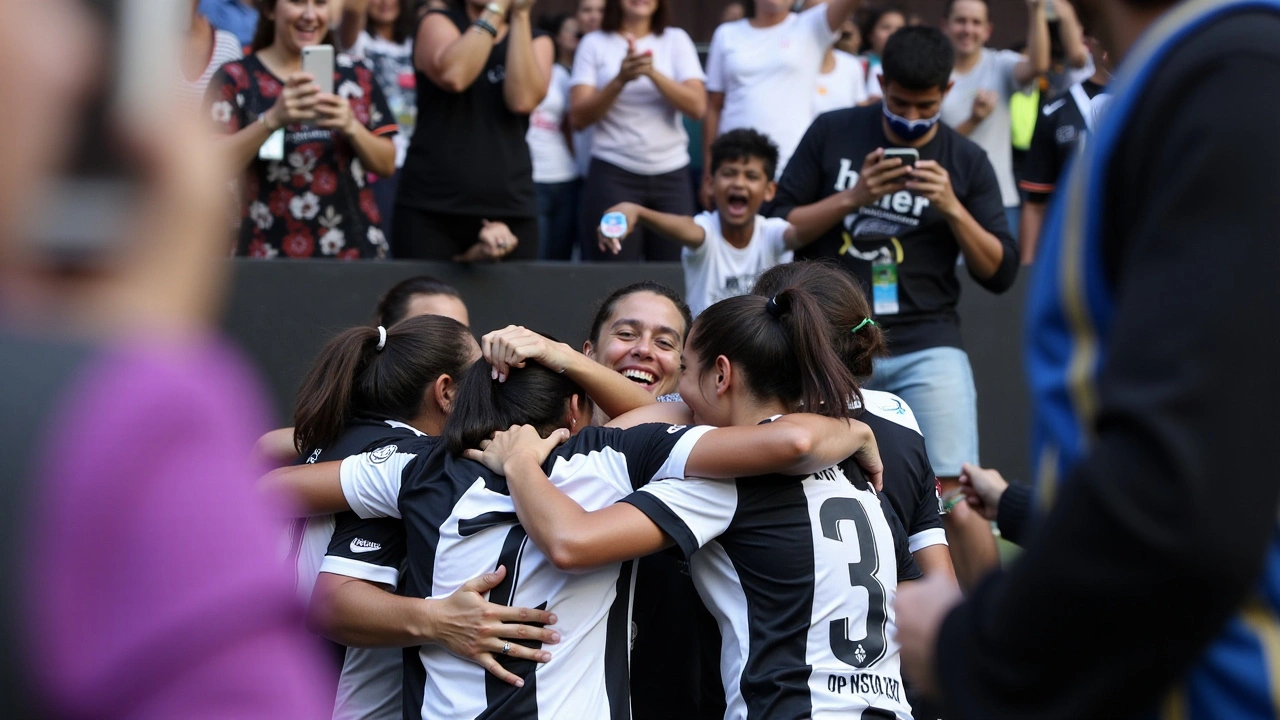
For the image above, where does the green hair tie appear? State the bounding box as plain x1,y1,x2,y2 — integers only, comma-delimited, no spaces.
852,318,877,334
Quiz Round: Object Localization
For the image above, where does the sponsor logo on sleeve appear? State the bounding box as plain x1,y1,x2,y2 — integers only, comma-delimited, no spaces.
350,538,382,554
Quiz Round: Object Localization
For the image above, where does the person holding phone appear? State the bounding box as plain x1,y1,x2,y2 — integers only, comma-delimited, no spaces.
769,26,1017,594
205,0,398,259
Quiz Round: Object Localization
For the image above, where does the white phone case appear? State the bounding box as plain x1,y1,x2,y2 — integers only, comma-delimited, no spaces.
302,45,335,96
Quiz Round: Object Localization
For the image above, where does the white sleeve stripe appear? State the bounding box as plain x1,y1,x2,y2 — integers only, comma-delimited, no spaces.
650,425,716,482
908,527,948,553
340,452,413,520
319,556,400,590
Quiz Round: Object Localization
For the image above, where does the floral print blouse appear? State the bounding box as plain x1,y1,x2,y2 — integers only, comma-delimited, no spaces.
207,53,397,259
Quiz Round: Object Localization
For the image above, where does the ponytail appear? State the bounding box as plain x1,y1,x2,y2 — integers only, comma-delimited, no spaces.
690,290,859,419
444,359,583,455
754,260,887,380
293,314,474,455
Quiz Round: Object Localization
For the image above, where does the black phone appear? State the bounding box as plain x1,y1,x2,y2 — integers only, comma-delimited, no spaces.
883,148,920,170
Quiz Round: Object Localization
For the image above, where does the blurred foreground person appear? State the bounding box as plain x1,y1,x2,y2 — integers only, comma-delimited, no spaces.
0,0,329,717
897,0,1280,717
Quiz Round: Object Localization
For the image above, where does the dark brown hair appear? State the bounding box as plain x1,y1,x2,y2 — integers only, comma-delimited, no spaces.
367,0,419,44
293,314,474,455
753,261,887,380
375,275,464,327
252,0,340,53
689,290,858,420
601,0,668,35
587,281,692,347
444,360,584,455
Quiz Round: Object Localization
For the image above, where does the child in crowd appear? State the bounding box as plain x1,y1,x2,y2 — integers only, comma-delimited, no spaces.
598,128,798,315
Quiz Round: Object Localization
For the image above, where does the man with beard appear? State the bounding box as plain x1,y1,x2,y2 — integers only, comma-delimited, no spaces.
896,1,1280,718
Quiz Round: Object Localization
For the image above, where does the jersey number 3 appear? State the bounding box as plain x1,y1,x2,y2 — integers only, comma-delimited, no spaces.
820,497,888,669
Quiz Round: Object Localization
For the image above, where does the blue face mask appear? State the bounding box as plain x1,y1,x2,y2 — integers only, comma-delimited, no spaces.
883,104,941,142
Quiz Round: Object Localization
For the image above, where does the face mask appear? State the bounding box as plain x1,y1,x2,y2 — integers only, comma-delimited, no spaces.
883,104,940,142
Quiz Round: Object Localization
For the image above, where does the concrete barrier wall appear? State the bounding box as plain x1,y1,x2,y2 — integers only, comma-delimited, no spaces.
223,259,1032,481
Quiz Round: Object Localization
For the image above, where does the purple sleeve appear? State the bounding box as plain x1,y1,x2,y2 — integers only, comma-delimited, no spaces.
27,339,331,720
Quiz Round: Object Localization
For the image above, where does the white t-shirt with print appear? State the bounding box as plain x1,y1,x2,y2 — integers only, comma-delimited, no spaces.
706,5,838,177
939,48,1027,207
528,64,579,183
814,49,869,115
684,211,794,317
571,29,706,176
349,31,416,168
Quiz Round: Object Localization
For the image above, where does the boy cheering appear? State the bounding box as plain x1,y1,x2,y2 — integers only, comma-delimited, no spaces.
598,129,798,316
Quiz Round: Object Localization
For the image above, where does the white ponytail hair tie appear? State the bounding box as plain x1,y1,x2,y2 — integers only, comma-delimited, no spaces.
376,326,387,352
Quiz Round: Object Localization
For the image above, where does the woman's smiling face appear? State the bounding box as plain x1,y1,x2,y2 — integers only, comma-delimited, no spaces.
585,291,685,397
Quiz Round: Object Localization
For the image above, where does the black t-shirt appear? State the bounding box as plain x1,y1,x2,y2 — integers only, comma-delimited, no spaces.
1020,79,1106,202
769,105,1018,355
397,9,546,219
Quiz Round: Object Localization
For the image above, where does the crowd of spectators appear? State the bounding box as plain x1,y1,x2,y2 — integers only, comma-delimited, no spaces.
193,0,1093,267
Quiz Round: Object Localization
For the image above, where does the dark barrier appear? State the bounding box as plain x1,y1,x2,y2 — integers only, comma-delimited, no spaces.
224,260,1032,482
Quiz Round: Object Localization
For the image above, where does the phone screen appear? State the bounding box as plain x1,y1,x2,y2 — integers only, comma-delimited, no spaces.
884,149,919,169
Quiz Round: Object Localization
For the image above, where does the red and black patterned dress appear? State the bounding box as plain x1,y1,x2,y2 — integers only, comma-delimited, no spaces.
206,54,398,259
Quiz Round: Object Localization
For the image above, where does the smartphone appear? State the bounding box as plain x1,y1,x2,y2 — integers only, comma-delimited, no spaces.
27,0,183,263
883,148,920,169
302,45,336,96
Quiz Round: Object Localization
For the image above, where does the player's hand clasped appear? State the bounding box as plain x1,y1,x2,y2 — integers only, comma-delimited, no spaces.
432,565,561,688
958,462,1009,521
482,325,573,382
464,424,572,476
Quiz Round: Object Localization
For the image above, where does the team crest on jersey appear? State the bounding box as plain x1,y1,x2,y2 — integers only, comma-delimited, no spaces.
666,425,687,434
854,644,867,664
370,444,398,463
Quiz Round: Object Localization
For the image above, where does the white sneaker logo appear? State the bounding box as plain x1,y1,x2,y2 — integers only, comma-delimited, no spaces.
350,538,382,554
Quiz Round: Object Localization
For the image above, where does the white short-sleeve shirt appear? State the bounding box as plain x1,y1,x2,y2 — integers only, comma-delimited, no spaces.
939,48,1027,207
706,5,838,177
684,211,793,316
571,28,706,176
814,49,869,116
527,64,579,184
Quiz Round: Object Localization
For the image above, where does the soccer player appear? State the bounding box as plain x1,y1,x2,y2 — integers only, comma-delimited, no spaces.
469,287,921,720
268,357,882,718
896,0,1280,717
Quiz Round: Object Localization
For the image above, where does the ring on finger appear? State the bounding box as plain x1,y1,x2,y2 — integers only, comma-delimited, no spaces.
502,641,511,655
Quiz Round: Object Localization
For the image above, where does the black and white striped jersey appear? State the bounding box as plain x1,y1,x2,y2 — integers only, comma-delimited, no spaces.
288,417,421,720
854,390,946,553
337,423,714,720
621,428,921,720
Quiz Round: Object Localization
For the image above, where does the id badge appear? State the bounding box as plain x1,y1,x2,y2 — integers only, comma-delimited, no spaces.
871,251,900,315
258,128,285,161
